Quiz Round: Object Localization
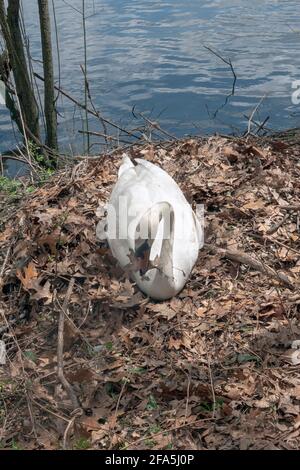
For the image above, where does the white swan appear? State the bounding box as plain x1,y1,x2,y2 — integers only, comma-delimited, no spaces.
97,154,203,300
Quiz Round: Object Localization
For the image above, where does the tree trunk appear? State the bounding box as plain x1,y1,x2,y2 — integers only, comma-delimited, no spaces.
38,0,57,151
0,0,40,141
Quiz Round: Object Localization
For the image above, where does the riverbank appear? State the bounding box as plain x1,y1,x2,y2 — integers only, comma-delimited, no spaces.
1,133,300,450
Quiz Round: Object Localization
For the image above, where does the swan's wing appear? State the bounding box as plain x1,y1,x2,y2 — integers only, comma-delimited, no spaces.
134,158,190,205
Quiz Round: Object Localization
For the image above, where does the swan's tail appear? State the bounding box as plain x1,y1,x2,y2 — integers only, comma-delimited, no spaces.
118,153,134,178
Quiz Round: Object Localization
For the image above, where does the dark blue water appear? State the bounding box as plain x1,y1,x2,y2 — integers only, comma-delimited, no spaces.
1,0,300,163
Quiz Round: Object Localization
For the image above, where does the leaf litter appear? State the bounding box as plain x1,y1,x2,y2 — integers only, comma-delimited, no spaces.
0,135,300,450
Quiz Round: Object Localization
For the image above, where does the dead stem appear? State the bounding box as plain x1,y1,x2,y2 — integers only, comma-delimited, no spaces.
204,243,295,289
57,278,80,410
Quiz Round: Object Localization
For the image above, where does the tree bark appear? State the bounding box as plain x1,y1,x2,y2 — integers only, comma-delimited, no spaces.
38,0,57,151
0,0,40,141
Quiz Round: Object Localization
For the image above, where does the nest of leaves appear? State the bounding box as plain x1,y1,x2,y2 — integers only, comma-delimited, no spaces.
1,135,300,450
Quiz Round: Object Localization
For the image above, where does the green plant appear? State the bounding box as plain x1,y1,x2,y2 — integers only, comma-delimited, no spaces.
237,353,261,364
10,439,22,450
165,442,173,449
144,439,156,448
148,424,161,434
146,394,158,411
105,341,113,351
28,141,44,164
198,398,224,413
0,176,21,197
26,186,36,194
38,166,55,184
23,350,37,363
73,437,90,450
129,367,147,375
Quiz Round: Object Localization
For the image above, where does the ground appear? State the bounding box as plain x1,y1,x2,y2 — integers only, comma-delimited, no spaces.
0,135,300,450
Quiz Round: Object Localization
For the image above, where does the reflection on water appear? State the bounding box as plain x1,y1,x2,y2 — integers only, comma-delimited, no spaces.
1,0,300,171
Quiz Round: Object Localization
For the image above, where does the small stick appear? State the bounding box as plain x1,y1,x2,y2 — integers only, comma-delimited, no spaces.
280,205,300,211
34,72,140,139
137,111,177,141
207,355,216,419
78,129,131,144
126,416,214,449
63,414,77,450
114,380,127,422
246,95,266,136
250,232,300,257
266,213,290,235
0,244,11,287
204,243,295,289
204,45,237,118
57,278,80,409
184,370,191,422
31,398,69,422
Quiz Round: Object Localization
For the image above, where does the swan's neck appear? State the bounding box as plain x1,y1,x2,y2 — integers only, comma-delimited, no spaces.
135,202,174,278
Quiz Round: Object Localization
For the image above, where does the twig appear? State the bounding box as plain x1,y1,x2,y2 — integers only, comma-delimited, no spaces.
0,244,11,285
31,398,69,423
57,278,80,409
34,72,140,139
183,162,202,176
56,297,93,349
78,129,131,144
204,45,236,118
280,205,300,211
250,232,300,257
81,1,90,153
204,243,295,289
245,95,266,136
207,355,216,419
80,64,108,140
242,114,271,134
184,371,191,422
266,213,290,235
0,395,8,442
114,380,127,421
137,110,177,141
63,414,77,450
0,308,37,438
125,417,214,449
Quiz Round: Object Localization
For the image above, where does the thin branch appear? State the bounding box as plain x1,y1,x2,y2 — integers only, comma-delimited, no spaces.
266,213,290,235
34,72,140,139
0,244,11,288
207,355,216,419
204,243,295,289
245,95,267,136
57,278,80,410
204,45,237,118
78,129,131,144
81,0,90,153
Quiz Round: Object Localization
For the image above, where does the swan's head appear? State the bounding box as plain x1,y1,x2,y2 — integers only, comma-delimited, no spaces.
132,201,174,277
